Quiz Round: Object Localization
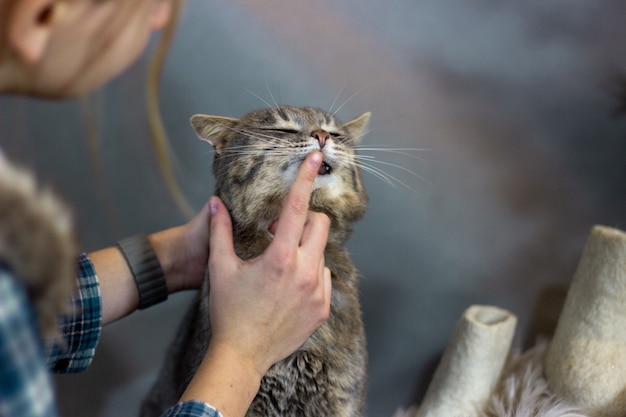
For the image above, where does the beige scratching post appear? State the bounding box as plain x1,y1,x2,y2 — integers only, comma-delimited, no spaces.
415,305,517,417
545,226,626,417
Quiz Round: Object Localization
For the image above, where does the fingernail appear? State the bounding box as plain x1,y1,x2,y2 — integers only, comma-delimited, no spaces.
309,151,323,167
209,196,219,214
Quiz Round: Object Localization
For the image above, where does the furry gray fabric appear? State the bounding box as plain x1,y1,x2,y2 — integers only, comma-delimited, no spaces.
0,153,77,339
395,343,589,417
482,343,588,417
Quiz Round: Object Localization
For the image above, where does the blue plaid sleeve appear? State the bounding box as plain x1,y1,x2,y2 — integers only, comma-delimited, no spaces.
45,254,102,374
161,401,222,417
0,264,58,417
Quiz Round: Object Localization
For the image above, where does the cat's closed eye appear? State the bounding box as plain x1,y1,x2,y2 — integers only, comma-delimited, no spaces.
262,128,343,138
264,128,301,134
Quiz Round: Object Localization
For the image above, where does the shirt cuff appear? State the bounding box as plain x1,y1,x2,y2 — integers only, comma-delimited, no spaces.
46,253,102,374
160,401,222,417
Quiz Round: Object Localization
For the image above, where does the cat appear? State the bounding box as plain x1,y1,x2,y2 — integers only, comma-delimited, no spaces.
140,105,371,417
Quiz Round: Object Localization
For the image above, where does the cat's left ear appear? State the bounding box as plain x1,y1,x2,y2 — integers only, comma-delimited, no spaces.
190,114,239,155
342,112,371,143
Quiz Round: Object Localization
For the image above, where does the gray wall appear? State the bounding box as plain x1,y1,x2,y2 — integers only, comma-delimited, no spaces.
1,0,625,416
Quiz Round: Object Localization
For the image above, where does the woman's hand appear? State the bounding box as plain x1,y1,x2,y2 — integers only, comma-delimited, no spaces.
208,150,331,376
93,195,212,325
147,200,213,293
179,151,332,417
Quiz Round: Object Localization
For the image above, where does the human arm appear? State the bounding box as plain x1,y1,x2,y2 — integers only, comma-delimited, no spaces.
90,200,212,325
46,203,212,371
178,151,332,417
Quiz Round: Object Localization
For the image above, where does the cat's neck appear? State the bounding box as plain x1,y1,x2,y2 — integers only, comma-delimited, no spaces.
231,226,349,261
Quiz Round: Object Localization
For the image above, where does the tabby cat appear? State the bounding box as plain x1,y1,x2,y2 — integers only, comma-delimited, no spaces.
140,105,371,417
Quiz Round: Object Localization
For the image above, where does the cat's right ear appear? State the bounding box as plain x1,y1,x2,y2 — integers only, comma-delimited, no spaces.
190,114,239,155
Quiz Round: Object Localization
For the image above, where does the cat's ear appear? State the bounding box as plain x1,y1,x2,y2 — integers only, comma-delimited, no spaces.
343,112,371,143
190,114,239,154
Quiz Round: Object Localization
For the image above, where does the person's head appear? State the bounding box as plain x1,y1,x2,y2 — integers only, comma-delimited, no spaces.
0,0,175,98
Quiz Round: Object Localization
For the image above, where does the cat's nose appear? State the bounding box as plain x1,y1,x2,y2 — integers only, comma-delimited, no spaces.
311,129,329,148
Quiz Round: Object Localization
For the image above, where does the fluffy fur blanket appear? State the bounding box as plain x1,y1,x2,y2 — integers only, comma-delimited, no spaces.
0,153,77,339
395,342,589,417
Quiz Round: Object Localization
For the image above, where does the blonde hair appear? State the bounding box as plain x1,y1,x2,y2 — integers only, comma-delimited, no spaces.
84,0,195,221
146,0,195,219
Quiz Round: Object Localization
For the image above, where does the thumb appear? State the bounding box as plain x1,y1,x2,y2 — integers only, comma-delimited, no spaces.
208,196,237,266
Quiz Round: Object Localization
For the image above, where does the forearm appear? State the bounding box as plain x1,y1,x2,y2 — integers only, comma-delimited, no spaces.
179,343,262,417
90,225,190,325
88,245,137,325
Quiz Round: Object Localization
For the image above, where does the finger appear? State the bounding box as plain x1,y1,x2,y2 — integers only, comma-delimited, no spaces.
312,255,331,326
321,265,332,322
317,254,327,293
268,220,278,236
188,197,212,240
208,196,238,269
299,211,330,258
272,152,323,249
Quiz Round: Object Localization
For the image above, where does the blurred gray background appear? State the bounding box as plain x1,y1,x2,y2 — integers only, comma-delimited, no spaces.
1,0,625,416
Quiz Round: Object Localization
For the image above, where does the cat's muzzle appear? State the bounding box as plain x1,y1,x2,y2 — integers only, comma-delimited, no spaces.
318,161,332,176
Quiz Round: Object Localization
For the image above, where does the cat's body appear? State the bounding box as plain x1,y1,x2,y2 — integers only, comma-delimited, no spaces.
141,106,371,417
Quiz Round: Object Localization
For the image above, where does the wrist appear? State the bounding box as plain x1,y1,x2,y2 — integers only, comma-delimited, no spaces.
117,234,168,310
147,226,186,293
148,223,207,294
207,342,265,385
180,342,262,417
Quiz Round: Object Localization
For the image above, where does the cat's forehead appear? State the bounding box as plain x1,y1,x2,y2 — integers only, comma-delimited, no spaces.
244,106,341,131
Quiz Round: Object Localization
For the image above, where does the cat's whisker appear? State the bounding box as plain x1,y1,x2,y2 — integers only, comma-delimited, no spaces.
356,147,430,164
354,155,430,186
353,161,396,188
355,146,431,153
223,145,296,159
331,150,397,187
249,133,292,146
328,84,348,116
244,88,279,112
330,88,363,117
332,146,426,193
213,122,293,147
265,80,281,111
223,150,294,161
223,140,294,152
225,126,293,146
356,160,422,194
223,143,286,152
342,127,373,145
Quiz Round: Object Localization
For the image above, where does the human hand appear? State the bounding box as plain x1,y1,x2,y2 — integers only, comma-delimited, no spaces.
147,199,212,293
94,200,211,325
206,151,332,380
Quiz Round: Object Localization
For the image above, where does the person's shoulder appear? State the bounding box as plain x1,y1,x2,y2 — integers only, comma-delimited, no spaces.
0,261,59,416
0,261,29,305
0,262,39,342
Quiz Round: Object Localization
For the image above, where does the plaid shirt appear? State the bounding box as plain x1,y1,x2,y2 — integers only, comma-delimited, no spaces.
0,254,221,417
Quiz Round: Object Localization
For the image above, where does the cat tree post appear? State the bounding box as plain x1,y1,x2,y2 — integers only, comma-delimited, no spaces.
415,305,517,417
544,225,626,417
